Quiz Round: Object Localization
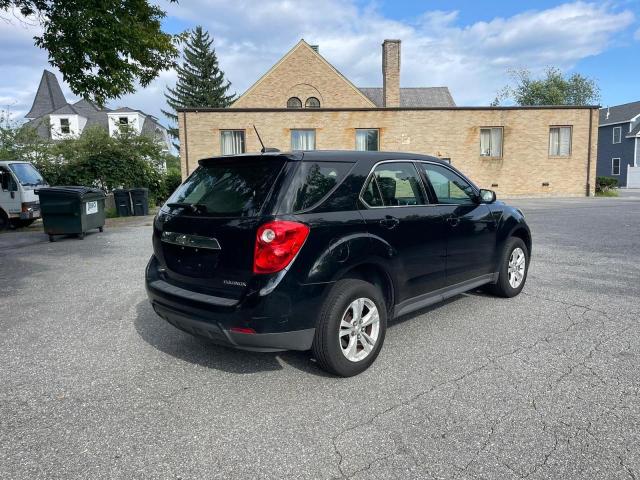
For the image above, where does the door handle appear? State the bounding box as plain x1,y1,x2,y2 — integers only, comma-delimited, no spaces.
446,216,460,227
380,215,400,229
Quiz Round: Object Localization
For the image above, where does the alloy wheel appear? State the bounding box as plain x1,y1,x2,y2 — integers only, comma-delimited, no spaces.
508,247,526,288
338,297,380,362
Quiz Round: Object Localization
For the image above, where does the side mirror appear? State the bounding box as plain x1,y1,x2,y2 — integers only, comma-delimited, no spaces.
479,189,496,204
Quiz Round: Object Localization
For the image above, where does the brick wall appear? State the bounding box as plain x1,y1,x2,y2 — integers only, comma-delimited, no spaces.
231,41,374,109
179,107,598,197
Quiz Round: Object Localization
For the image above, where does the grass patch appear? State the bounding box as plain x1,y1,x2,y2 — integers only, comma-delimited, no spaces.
595,190,619,197
105,208,119,218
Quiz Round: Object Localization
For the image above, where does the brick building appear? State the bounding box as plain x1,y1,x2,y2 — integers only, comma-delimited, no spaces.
178,39,598,197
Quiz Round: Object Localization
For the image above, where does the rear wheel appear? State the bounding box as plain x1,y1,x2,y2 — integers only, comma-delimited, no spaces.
0,211,8,231
312,279,387,377
486,237,529,298
10,219,35,229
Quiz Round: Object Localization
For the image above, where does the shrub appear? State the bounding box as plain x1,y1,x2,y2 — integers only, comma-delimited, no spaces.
596,176,618,193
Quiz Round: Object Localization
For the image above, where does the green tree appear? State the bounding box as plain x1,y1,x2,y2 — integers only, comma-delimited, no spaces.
1,0,180,105
163,26,235,148
0,110,51,163
492,67,600,106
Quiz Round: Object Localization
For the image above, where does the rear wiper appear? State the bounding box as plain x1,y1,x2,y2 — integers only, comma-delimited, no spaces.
166,202,208,214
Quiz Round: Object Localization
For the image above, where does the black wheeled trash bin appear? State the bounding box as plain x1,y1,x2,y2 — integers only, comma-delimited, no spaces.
130,188,149,216
113,189,132,217
35,186,106,242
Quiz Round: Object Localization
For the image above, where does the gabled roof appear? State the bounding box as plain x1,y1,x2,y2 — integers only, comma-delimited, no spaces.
232,39,376,108
48,104,81,116
110,107,140,113
25,70,68,119
359,87,456,107
599,101,640,125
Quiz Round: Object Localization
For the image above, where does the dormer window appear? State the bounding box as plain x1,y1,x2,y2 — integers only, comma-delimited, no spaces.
287,97,302,109
119,117,129,126
60,118,70,134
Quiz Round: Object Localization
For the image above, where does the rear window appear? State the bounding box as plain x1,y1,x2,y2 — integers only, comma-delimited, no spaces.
165,159,284,217
289,161,353,212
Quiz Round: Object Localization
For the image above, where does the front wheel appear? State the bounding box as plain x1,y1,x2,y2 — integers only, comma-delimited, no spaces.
486,237,529,298
312,279,387,377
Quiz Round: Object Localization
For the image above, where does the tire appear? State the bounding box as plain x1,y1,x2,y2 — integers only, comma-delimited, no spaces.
312,279,387,377
0,211,8,231
98,226,104,232
49,235,55,242
486,237,529,298
10,219,35,229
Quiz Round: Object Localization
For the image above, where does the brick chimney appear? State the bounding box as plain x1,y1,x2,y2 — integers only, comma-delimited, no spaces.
382,39,401,107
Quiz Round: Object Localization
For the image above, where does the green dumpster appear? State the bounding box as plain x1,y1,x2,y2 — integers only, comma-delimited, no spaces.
35,187,106,242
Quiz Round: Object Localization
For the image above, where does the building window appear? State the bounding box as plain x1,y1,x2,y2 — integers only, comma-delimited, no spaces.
220,130,245,155
613,126,622,144
59,118,70,134
355,129,379,151
480,127,503,157
119,117,128,125
291,129,315,150
287,97,302,109
549,126,572,156
612,158,620,176
305,97,320,108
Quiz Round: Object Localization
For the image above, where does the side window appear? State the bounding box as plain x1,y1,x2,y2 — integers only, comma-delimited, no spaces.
361,175,384,207
420,163,477,205
364,162,426,207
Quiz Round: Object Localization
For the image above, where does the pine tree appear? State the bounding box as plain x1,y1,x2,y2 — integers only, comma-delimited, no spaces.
162,27,235,148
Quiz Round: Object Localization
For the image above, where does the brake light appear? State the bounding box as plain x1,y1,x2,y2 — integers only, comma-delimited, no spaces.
253,220,310,274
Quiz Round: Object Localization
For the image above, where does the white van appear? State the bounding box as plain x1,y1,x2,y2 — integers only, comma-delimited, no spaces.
0,161,48,230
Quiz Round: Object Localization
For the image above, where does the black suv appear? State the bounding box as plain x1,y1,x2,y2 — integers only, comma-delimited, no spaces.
146,151,531,376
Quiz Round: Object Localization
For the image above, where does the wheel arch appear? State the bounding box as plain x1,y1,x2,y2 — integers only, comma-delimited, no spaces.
509,226,532,256
335,262,395,315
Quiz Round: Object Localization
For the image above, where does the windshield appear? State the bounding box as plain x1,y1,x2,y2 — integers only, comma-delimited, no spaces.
8,163,46,187
164,159,285,217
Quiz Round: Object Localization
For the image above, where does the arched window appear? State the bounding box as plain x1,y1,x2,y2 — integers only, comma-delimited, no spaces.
305,97,320,108
287,97,302,109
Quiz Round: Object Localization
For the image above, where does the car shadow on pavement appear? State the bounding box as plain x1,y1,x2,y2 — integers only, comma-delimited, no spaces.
133,300,334,377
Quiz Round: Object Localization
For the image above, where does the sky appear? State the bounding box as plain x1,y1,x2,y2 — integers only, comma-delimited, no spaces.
1,0,639,127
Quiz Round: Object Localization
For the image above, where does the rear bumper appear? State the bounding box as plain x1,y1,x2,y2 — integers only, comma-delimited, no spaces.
151,301,314,352
145,256,321,352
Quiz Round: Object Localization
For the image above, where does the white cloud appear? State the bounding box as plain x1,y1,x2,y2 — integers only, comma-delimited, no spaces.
164,0,634,108
0,1,634,125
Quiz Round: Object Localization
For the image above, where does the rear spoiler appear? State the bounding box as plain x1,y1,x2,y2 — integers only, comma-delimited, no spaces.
198,152,303,166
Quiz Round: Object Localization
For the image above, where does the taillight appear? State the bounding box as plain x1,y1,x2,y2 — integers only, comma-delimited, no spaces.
253,221,310,274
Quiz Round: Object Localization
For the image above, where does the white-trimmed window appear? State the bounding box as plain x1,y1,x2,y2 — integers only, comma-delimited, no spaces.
220,130,245,155
291,129,316,150
480,127,503,157
612,158,620,176
355,129,379,151
59,118,70,134
549,126,572,156
613,126,622,144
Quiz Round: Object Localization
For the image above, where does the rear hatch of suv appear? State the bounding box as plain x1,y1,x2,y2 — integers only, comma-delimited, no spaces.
154,155,291,299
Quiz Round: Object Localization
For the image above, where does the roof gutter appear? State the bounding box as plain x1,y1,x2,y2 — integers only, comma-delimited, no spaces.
177,105,600,113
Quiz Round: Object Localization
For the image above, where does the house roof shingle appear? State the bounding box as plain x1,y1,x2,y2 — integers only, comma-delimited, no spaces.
358,87,456,107
626,122,640,138
25,70,68,119
599,101,640,125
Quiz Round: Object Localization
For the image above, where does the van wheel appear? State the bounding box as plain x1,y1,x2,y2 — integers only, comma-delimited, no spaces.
0,211,7,231
11,219,35,229
312,279,387,377
486,237,529,298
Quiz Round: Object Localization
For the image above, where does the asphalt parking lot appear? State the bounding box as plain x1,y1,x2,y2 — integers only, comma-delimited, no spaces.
1,197,639,480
